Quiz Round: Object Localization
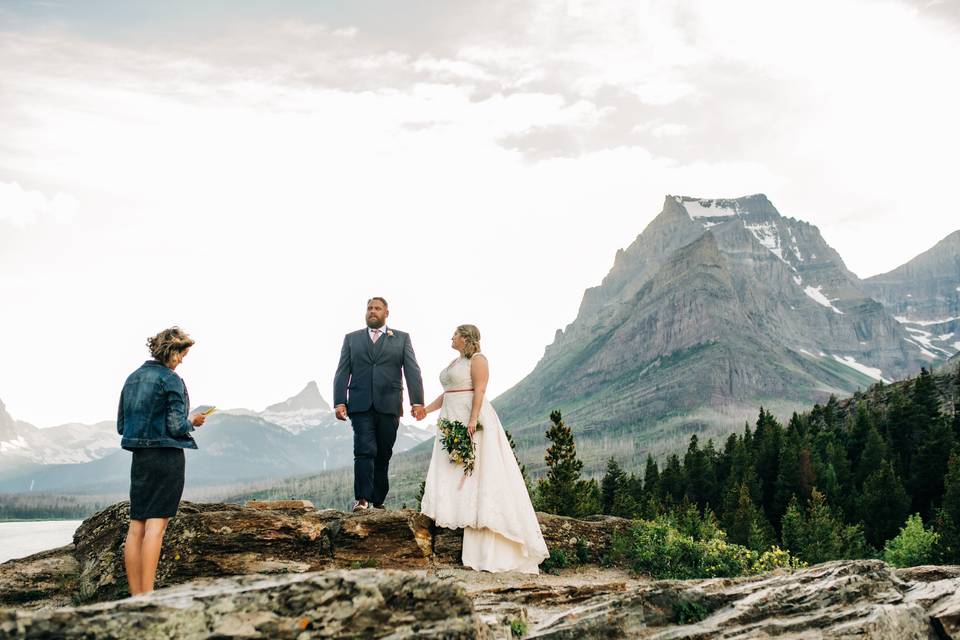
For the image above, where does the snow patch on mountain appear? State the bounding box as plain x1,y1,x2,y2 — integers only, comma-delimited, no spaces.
744,221,787,263
831,355,889,382
680,198,742,219
804,286,845,315
0,435,27,453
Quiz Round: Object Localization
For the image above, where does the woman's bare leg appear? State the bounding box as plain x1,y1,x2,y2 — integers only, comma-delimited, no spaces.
124,520,146,595
139,517,170,593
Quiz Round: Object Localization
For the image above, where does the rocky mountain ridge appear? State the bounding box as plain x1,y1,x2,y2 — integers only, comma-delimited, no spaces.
0,383,432,494
495,194,955,465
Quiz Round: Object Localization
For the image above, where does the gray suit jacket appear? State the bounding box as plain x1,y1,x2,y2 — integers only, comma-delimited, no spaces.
333,328,424,416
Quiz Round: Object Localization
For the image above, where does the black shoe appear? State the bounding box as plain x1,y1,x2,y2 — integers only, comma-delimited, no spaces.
373,504,386,510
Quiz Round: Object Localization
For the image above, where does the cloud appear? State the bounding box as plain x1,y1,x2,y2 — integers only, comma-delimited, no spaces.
0,181,77,226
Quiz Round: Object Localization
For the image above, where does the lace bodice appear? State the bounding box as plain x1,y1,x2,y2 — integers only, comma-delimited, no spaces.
439,356,473,391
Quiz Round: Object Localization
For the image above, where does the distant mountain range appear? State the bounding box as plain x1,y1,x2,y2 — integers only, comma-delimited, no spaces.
495,194,958,466
863,230,960,360
0,381,432,494
218,194,960,511
3,193,957,501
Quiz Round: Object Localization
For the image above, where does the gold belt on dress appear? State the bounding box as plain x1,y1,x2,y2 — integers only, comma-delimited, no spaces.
444,388,474,394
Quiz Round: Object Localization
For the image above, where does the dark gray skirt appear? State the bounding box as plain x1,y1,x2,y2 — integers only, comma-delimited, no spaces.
129,448,185,520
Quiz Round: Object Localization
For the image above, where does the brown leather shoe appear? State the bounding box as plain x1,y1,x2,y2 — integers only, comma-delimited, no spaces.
352,500,370,512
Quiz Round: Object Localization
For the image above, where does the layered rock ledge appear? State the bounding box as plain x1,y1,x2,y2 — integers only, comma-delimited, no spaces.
3,502,960,639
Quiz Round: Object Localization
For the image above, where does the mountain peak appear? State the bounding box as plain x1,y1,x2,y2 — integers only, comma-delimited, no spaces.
264,381,332,414
669,194,778,222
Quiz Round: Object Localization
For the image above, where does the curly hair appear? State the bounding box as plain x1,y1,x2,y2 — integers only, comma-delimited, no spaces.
456,324,481,359
147,327,195,365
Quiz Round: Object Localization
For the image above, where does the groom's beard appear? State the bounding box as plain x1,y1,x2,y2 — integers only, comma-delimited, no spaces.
366,318,385,329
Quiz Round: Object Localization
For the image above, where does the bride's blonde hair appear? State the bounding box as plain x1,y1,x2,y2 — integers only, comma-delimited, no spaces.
456,324,481,358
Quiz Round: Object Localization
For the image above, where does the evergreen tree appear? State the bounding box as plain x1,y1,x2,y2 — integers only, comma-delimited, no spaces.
953,368,960,440
780,496,806,557
601,457,629,515
660,453,686,506
753,408,784,522
724,482,774,551
773,430,811,526
910,421,955,520
642,454,661,499
784,490,870,564
912,367,942,437
887,387,914,476
861,461,910,549
684,435,717,511
883,514,941,567
579,477,603,517
640,454,663,519
935,452,960,563
846,403,873,468
535,410,597,517
854,427,887,490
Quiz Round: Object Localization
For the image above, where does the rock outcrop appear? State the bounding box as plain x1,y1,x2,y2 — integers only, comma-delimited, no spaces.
6,502,960,639
1,570,490,639
1,501,630,607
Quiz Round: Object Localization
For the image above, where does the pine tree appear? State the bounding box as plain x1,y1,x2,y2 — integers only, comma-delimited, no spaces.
952,368,960,441
887,387,914,476
643,454,661,499
910,421,955,520
854,427,887,490
684,435,717,511
660,453,686,506
601,457,628,515
861,461,910,549
935,452,960,563
912,367,942,436
640,454,663,519
535,410,591,517
846,403,873,468
773,430,808,526
725,482,774,551
753,408,784,522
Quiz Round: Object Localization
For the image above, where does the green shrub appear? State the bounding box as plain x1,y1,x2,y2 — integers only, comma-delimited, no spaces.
575,538,590,564
673,598,710,624
540,549,569,573
608,518,804,579
509,618,528,638
751,546,806,573
883,514,941,567
349,559,379,569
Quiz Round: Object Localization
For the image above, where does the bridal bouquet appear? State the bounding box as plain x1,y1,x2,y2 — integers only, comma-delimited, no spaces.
437,418,482,476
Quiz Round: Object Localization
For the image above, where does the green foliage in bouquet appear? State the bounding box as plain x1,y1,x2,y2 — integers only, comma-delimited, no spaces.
438,418,481,476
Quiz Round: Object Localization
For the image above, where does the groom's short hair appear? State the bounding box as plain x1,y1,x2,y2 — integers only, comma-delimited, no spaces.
368,296,388,308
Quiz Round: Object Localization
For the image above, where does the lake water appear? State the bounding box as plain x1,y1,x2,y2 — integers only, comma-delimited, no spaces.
0,520,82,563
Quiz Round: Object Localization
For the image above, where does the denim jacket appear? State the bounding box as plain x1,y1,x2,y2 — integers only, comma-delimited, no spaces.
118,360,198,450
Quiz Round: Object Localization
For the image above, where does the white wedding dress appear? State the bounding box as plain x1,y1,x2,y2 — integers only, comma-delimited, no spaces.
420,355,549,574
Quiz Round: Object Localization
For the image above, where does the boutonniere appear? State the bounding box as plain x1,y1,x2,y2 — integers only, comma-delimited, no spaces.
386,330,394,337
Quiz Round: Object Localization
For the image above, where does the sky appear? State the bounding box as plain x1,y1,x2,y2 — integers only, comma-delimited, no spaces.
1,0,958,427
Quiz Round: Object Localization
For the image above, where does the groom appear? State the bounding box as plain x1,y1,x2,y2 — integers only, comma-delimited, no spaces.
334,297,425,512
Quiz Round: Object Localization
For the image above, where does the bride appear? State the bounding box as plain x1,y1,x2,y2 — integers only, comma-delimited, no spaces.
420,325,549,573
